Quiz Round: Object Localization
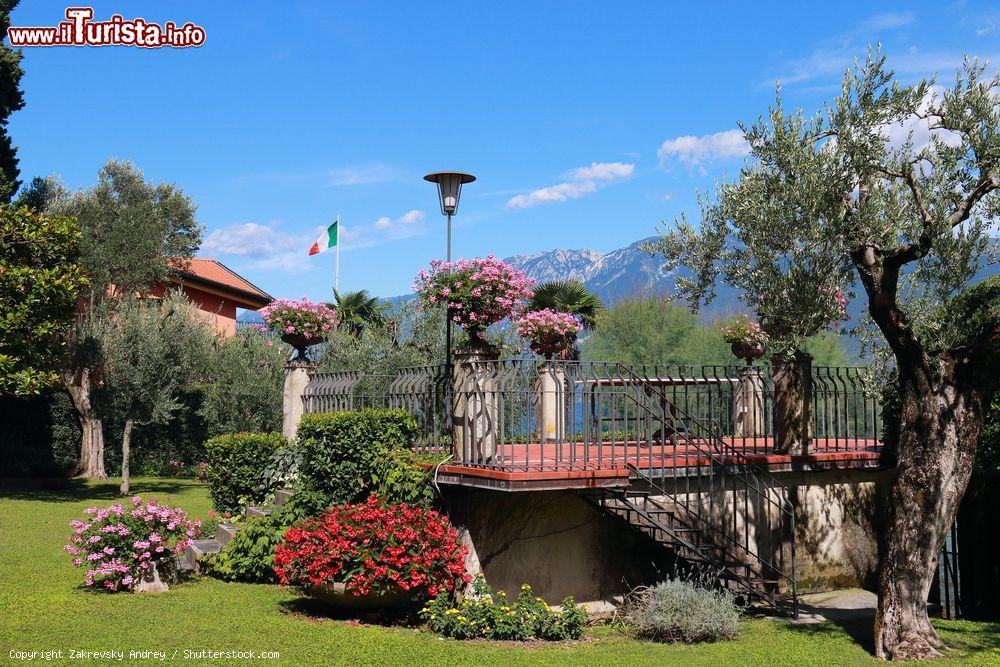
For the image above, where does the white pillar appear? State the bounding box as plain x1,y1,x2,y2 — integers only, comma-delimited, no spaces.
282,362,314,441
733,366,766,438
535,362,567,443
451,350,499,464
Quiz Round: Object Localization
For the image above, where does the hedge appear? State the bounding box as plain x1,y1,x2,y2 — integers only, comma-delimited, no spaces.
296,409,418,505
204,432,286,513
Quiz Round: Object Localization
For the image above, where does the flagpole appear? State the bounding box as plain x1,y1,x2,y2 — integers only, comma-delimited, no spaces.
335,215,340,294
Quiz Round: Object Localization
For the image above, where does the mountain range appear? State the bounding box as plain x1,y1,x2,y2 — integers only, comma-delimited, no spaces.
502,237,680,307
238,238,997,326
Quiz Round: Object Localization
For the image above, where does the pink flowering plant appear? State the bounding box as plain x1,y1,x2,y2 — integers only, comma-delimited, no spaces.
413,256,534,340
721,315,768,357
260,298,339,342
517,309,581,348
64,497,198,591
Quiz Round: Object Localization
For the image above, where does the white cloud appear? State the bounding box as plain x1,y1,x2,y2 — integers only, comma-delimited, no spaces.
326,164,403,186
879,86,964,152
859,12,914,31
657,129,749,166
201,210,429,274
765,12,969,87
201,222,302,257
506,161,634,209
570,161,635,181
341,210,429,249
201,221,313,273
229,163,404,189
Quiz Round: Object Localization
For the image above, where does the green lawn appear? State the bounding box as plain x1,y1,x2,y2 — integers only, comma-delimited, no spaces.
1,478,997,666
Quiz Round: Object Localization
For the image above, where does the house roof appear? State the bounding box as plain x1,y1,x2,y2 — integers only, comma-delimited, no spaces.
166,257,273,309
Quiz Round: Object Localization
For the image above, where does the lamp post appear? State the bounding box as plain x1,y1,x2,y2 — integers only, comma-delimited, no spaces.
424,171,476,370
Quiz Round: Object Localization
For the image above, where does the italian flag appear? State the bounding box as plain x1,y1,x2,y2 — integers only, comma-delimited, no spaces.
308,221,339,255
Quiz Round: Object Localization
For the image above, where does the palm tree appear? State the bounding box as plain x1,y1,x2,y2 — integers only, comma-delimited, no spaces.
528,280,605,328
331,289,390,335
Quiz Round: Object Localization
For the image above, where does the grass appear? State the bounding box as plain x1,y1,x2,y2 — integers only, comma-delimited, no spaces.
1,477,998,666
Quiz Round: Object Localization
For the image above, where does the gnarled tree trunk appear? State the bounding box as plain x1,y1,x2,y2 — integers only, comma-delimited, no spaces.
874,354,989,661
63,367,106,479
771,351,813,454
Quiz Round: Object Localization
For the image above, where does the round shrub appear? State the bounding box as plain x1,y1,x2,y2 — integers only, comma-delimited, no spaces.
274,496,469,599
64,497,198,591
203,432,286,513
625,579,741,643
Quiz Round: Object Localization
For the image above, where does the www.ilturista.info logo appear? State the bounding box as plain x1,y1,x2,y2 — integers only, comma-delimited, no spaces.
7,7,205,48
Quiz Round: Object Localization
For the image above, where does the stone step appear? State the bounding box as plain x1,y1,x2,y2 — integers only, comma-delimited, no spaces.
214,522,239,547
176,538,222,573
245,506,272,519
273,489,294,507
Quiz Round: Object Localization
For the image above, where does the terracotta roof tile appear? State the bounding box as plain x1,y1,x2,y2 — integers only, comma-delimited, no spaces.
166,257,273,306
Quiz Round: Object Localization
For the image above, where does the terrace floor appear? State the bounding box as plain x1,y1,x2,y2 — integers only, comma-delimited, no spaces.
435,437,885,491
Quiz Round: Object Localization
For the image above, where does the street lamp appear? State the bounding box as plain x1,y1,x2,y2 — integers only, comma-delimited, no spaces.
424,170,476,369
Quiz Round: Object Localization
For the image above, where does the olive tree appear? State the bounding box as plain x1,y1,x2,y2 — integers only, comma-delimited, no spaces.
100,292,214,495
648,52,999,660
49,160,202,479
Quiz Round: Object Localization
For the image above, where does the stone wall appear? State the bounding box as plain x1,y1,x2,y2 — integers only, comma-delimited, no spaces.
443,469,883,607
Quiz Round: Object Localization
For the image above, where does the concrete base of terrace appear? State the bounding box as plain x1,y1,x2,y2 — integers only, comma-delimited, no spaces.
441,468,885,609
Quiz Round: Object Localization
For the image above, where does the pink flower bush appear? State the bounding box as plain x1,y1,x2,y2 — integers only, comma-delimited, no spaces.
64,497,198,591
413,256,534,339
260,298,339,342
516,309,581,345
722,315,768,355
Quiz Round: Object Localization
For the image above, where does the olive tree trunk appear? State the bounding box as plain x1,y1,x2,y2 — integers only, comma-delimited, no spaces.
771,351,813,454
874,354,989,661
120,419,134,496
63,367,106,479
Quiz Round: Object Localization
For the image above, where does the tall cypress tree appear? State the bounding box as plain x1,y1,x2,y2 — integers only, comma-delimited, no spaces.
0,1,24,203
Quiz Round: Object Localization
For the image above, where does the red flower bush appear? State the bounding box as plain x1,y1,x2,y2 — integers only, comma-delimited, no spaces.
273,496,469,599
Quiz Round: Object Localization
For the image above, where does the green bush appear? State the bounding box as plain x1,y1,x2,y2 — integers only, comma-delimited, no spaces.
204,432,286,513
201,491,337,584
200,330,286,437
202,513,287,583
297,409,418,504
377,449,440,508
421,576,587,641
625,579,740,643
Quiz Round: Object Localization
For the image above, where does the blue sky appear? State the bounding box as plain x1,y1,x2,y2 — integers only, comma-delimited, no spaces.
10,1,999,301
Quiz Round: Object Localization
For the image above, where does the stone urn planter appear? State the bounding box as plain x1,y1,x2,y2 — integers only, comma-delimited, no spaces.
306,582,420,611
730,340,765,365
281,333,322,363
529,333,576,360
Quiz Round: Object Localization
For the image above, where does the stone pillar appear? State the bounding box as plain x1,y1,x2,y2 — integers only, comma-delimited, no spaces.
451,349,499,464
535,362,567,443
282,361,315,441
771,352,813,454
733,365,766,437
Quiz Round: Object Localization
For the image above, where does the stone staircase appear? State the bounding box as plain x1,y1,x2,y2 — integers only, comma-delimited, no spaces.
176,488,294,573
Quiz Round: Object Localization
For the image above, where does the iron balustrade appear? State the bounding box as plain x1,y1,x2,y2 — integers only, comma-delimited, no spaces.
303,361,881,466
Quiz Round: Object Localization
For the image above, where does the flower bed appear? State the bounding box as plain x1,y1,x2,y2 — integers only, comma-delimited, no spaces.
274,496,469,601
413,256,533,341
64,497,198,591
421,576,587,641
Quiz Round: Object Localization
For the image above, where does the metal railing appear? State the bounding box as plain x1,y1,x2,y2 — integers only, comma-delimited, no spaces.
303,361,882,468
303,365,450,454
